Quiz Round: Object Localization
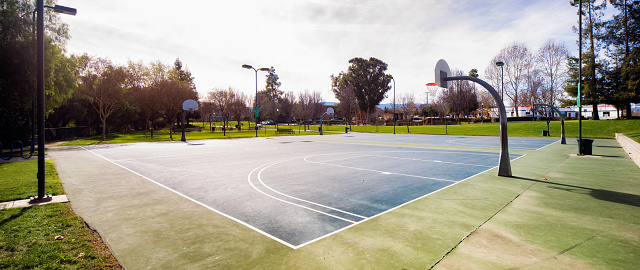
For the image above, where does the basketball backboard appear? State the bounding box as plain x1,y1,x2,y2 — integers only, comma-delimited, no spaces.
182,99,198,111
434,59,452,88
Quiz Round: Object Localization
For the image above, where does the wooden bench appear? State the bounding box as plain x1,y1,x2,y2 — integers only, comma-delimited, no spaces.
186,126,202,132
276,128,295,135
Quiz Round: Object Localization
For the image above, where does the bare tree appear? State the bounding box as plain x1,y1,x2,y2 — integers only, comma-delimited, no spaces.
76,55,128,141
536,39,569,106
295,90,315,131
443,70,479,121
158,78,198,139
229,89,248,130
207,87,234,136
311,90,325,120
399,93,417,133
497,43,532,116
280,91,296,124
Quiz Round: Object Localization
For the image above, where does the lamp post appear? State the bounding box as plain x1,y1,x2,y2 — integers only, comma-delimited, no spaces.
242,64,269,137
495,61,504,101
390,76,396,134
33,1,76,202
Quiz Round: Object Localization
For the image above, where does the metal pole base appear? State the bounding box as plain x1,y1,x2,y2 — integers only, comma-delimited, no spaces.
29,194,52,203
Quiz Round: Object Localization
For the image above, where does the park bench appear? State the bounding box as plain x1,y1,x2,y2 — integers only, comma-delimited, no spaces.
276,128,295,135
186,126,202,132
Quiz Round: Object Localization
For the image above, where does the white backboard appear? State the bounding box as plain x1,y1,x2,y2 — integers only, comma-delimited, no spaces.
435,59,452,88
182,99,198,111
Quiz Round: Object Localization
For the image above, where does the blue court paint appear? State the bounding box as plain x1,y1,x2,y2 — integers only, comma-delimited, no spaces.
82,134,541,248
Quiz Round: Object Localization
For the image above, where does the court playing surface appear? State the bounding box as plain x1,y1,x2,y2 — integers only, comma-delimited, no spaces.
82,133,557,248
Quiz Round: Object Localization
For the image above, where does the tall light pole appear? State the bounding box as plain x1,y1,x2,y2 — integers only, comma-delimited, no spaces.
390,76,396,134
34,1,76,201
495,61,504,101
242,64,269,137
575,0,585,155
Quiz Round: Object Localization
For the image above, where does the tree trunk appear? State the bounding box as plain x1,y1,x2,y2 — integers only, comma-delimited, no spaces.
588,2,600,120
101,118,107,141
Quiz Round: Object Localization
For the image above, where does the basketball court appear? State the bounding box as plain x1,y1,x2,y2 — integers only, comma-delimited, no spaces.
77,133,557,248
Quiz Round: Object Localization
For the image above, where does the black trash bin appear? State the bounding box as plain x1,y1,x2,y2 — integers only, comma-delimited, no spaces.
577,138,594,155
542,130,549,136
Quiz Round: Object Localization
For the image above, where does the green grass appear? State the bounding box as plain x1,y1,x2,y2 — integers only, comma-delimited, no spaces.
0,203,122,269
0,161,122,269
319,119,639,139
57,127,322,146
0,160,64,202
55,119,638,146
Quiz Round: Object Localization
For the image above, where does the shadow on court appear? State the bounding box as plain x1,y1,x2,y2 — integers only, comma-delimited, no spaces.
511,176,640,208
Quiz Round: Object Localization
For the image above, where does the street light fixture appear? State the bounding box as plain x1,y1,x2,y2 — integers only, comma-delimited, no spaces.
495,61,504,101
242,64,270,137
47,5,77,16
34,1,76,201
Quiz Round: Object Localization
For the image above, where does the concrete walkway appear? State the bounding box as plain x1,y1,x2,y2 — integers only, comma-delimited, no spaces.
0,195,68,210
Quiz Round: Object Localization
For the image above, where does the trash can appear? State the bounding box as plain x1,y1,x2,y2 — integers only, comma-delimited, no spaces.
345,127,349,133
319,127,322,135
577,138,594,155
542,130,549,136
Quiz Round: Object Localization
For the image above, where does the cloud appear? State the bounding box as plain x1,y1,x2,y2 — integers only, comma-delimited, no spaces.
62,0,583,103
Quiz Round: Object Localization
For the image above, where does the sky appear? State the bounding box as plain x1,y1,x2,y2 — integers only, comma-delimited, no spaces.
59,0,585,104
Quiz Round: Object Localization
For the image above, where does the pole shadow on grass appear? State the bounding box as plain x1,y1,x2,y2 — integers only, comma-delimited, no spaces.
0,207,29,227
511,176,640,208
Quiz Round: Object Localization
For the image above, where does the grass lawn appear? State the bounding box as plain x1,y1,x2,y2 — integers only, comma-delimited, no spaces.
318,119,639,139
55,119,638,146
0,160,64,202
0,161,122,269
58,126,322,146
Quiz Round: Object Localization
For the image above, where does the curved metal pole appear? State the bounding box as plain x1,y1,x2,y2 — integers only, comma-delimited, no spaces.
533,104,566,144
444,76,512,177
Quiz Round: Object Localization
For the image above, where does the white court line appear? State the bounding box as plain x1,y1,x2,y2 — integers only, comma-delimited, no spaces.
294,155,506,248
247,161,361,224
303,156,458,183
80,146,299,249
254,160,367,220
362,154,494,168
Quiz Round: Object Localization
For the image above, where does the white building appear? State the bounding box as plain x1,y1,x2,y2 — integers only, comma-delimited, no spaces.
489,104,622,119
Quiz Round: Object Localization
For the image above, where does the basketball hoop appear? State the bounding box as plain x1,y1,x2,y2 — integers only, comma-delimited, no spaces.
426,83,440,96
425,82,440,102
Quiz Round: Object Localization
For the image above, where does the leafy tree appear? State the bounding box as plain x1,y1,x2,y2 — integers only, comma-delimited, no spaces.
0,0,76,142
341,57,392,123
600,0,640,118
172,57,196,91
330,72,357,126
264,66,282,101
76,55,128,141
158,78,197,139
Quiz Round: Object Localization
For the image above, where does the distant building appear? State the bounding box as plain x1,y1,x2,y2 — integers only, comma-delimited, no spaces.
489,104,621,120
